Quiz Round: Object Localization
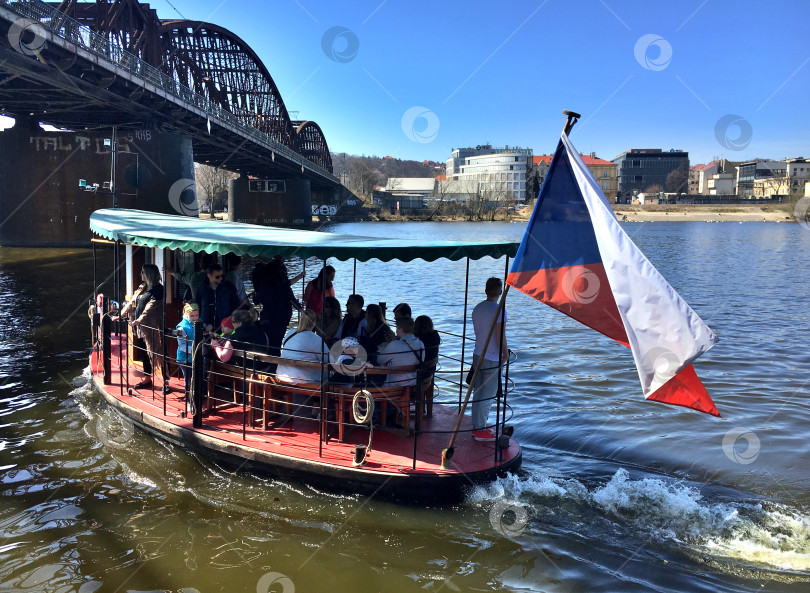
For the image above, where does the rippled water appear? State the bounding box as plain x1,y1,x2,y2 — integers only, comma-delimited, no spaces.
0,221,808,592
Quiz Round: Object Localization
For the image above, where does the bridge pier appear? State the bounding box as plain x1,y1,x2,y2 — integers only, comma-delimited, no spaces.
0,122,196,246
227,175,312,227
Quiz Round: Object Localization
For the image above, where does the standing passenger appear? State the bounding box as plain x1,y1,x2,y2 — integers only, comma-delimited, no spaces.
175,302,199,401
303,265,335,314
223,253,248,306
172,253,213,302
198,263,240,333
253,257,302,356
470,277,508,442
122,264,164,389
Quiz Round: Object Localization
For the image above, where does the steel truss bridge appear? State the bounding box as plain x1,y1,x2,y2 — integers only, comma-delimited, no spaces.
0,0,338,186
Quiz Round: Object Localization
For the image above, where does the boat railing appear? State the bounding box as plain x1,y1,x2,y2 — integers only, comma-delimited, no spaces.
98,314,515,466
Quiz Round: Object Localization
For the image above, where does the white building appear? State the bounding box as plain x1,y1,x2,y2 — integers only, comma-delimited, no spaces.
446,145,532,202
708,173,734,194
384,178,436,194
786,157,809,201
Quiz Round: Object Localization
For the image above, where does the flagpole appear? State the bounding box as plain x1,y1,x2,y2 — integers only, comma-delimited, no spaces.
562,110,581,136
440,109,582,469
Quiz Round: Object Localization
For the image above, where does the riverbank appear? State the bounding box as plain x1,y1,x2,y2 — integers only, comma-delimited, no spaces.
610,203,796,223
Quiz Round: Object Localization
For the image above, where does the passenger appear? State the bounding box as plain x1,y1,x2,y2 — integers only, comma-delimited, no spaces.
198,263,241,333
336,294,367,339
175,302,199,400
316,296,342,345
393,302,412,323
213,308,269,368
414,315,441,366
172,253,214,302
276,311,329,420
359,304,394,364
121,263,164,390
219,316,234,337
303,265,335,314
253,257,302,357
222,253,248,306
471,277,508,443
376,316,425,386
329,336,370,385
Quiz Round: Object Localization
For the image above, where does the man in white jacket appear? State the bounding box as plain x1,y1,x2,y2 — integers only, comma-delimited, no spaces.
376,317,425,386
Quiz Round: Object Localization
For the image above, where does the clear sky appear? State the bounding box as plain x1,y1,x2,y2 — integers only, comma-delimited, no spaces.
4,0,809,165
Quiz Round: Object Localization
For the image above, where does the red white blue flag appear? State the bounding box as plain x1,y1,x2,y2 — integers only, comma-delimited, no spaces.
508,133,719,416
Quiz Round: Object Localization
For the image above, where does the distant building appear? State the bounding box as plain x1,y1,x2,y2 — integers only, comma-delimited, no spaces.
531,152,618,201
446,145,533,202
384,177,436,194
689,159,741,194
786,157,809,201
708,173,734,194
613,148,689,197
736,160,785,197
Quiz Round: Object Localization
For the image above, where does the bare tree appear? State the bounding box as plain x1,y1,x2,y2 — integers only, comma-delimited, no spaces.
196,164,236,212
665,163,690,194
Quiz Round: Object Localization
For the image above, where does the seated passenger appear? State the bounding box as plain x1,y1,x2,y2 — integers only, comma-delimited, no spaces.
276,310,328,384
358,304,394,364
213,308,268,367
376,317,425,386
336,294,367,339
414,315,441,367
393,302,411,323
316,296,342,345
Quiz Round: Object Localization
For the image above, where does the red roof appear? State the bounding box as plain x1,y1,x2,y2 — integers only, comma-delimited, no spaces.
690,160,718,171
435,174,446,181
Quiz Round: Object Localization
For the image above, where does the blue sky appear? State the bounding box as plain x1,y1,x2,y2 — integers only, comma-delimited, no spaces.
5,0,809,165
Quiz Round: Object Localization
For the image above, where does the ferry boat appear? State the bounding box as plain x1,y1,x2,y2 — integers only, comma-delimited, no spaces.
88,208,522,503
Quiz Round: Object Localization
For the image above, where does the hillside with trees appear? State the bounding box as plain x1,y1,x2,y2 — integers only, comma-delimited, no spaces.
331,153,444,197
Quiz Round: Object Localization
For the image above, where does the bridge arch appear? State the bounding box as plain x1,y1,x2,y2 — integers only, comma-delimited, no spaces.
292,121,333,173
159,20,332,172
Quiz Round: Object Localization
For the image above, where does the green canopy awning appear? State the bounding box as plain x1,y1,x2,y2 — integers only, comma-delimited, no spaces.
89,209,519,262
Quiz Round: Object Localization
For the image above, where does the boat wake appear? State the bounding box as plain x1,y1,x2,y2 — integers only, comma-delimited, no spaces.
469,469,810,574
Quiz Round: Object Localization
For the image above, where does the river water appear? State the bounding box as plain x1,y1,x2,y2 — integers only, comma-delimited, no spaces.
0,221,808,592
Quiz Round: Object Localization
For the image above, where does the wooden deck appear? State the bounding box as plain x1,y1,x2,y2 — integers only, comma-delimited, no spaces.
90,335,521,501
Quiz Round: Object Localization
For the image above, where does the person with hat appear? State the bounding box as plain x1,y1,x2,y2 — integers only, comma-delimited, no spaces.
175,302,199,401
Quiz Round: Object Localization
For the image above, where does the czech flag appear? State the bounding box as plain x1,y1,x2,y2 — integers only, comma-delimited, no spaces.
508,133,719,416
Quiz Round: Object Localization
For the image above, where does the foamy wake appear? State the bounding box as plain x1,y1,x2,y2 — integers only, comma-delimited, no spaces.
470,469,810,572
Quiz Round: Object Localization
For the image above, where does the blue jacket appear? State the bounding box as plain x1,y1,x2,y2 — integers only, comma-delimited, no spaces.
176,317,195,363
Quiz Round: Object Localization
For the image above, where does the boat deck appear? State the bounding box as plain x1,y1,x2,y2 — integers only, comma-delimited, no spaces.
90,336,520,487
